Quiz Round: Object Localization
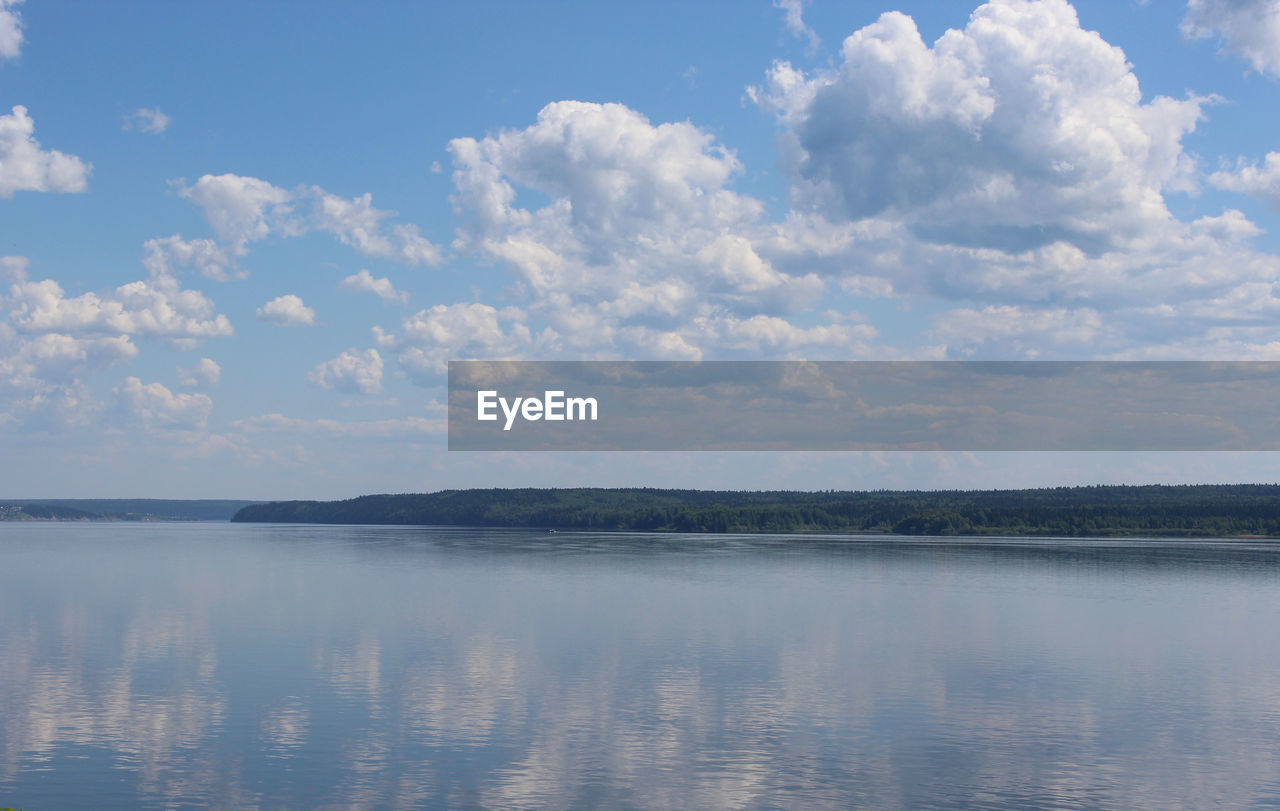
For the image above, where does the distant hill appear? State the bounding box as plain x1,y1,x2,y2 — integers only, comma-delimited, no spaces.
0,499,261,521
0,503,102,521
231,485,1280,537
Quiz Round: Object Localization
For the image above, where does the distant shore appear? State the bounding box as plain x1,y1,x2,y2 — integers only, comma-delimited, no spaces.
0,499,261,522
230,485,1280,538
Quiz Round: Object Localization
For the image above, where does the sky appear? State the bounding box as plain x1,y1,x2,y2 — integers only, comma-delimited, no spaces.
4,0,1280,498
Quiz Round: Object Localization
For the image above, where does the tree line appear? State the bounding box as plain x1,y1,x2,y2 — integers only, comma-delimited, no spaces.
231,484,1280,537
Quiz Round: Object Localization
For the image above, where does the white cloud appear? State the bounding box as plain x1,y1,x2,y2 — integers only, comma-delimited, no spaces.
930,305,1108,357
527,312,887,362
924,273,1280,359
774,0,820,52
701,313,879,356
308,348,383,394
440,84,1269,368
142,235,242,282
0,367,101,430
733,0,1280,362
122,107,170,135
762,205,1280,309
1,328,138,390
752,0,1206,254
111,276,235,347
0,0,22,61
1209,152,1280,206
451,101,751,254
1182,0,1280,77
174,174,444,270
374,302,531,379
6,279,122,333
115,377,212,427
22,332,138,367
177,174,295,250
446,100,829,364
256,294,315,327
338,269,407,303
178,358,220,388
6,274,233,346
0,246,233,427
0,105,91,198
0,255,27,283
310,188,443,265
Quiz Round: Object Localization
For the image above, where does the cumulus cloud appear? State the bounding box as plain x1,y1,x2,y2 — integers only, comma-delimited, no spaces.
310,188,443,265
446,100,827,362
174,174,444,272
143,235,242,282
0,105,91,198
374,303,531,379
0,326,138,393
256,294,315,327
0,349,102,430
451,101,751,255
20,331,138,367
0,0,22,61
752,0,1206,254
339,269,407,303
6,274,233,347
122,107,170,134
112,277,235,346
437,82,1275,367
308,348,383,394
1210,152,1280,206
761,205,1280,311
0,243,234,427
1182,0,1280,77
731,0,1280,361
178,357,220,388
115,377,212,427
177,174,296,250
0,169,237,428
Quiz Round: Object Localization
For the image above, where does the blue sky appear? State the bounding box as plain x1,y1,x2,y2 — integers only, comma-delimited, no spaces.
4,0,1280,498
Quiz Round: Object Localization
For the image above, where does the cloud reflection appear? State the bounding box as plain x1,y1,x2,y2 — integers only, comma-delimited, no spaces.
4,523,1280,807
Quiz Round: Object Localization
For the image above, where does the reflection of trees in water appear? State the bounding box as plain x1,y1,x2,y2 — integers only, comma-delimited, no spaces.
260,523,1280,578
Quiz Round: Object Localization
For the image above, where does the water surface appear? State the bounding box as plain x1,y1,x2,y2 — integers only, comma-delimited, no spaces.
2,522,1280,808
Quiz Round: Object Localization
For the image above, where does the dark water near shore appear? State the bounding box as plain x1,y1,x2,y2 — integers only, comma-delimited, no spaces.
3,522,1280,808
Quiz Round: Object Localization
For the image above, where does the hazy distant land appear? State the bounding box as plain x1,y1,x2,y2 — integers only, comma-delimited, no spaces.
231,485,1280,538
0,499,261,522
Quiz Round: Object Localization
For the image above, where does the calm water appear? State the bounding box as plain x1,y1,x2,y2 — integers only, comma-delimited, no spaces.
3,523,1280,808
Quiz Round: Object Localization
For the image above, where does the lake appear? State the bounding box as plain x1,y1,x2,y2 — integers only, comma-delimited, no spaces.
2,522,1280,808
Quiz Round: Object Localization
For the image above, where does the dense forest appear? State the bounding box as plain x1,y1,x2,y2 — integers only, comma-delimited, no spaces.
231,485,1280,537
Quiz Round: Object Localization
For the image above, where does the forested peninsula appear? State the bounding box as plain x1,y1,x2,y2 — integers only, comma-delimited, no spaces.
231,485,1280,537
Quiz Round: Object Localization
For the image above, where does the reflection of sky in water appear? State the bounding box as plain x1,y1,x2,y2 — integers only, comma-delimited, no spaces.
3,523,1280,807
